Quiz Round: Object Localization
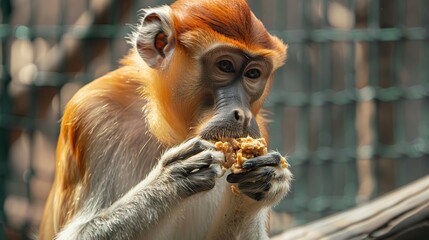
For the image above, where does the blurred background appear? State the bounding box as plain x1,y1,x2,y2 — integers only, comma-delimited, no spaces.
1,0,429,239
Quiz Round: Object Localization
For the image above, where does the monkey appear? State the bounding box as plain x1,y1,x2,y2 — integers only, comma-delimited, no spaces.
39,0,292,239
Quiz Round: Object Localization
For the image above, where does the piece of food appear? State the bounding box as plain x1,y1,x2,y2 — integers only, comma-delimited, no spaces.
214,136,288,173
214,136,288,195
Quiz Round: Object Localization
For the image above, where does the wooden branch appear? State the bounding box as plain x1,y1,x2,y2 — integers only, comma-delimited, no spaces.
272,175,429,240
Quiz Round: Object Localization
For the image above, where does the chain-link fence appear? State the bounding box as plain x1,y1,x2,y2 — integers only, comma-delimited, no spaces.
1,0,429,239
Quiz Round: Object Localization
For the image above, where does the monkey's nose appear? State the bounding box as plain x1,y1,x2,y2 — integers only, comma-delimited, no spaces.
232,108,251,127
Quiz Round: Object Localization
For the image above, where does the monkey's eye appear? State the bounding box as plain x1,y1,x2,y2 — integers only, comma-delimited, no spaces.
217,60,235,73
244,68,261,79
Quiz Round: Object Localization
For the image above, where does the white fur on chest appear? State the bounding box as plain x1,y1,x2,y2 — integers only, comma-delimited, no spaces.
145,176,228,240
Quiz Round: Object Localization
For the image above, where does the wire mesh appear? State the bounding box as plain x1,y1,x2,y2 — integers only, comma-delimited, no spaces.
1,0,428,238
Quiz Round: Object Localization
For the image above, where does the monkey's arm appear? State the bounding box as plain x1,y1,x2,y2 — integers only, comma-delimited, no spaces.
56,138,224,240
57,172,178,239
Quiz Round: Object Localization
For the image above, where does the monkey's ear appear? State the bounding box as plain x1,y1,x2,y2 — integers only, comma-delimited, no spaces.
136,6,175,69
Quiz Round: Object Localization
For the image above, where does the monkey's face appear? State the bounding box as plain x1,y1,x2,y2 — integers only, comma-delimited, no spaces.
133,0,287,145
195,44,274,140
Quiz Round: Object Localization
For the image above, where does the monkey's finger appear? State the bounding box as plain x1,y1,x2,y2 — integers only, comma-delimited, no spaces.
210,163,225,178
238,181,271,193
183,151,224,171
226,167,274,183
241,152,282,170
163,138,215,166
187,169,217,193
210,151,226,166
178,138,216,159
243,192,265,201
207,151,226,178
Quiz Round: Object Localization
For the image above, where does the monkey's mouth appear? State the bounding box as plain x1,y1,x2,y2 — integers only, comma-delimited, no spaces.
199,120,261,141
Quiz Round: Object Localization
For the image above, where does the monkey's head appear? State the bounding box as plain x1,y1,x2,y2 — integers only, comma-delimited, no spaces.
129,0,287,146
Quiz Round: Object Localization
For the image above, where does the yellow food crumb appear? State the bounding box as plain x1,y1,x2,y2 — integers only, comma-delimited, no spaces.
230,185,241,196
280,157,288,168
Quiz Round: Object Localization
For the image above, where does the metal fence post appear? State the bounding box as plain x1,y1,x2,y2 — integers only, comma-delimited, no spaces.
0,0,13,239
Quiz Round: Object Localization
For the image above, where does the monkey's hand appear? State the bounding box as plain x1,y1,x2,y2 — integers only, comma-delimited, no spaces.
157,138,225,198
206,151,291,240
226,151,292,205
